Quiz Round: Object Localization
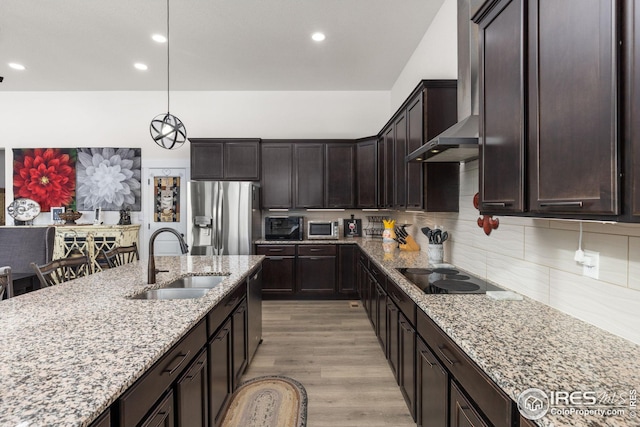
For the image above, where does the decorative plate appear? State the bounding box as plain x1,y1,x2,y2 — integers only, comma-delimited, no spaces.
7,198,42,221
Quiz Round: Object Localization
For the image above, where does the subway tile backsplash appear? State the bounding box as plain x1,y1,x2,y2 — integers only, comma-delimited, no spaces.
394,159,640,345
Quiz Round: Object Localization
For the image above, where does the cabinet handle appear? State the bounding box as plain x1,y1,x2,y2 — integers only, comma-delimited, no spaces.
420,351,435,368
186,360,205,380
482,202,509,207
437,345,458,366
370,268,379,276
269,257,284,261
390,291,401,304
539,201,583,207
225,297,239,307
214,328,230,340
309,248,323,252
309,257,322,260
252,272,259,280
268,248,284,252
162,350,191,375
400,321,413,332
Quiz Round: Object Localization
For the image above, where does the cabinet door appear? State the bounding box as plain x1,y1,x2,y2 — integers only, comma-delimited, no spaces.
375,281,387,352
386,299,399,381
247,267,262,364
261,257,295,294
326,143,356,208
416,338,448,427
394,113,408,209
208,320,231,427
356,138,378,208
399,312,416,420
528,0,618,215
477,0,526,213
140,391,175,427
450,382,489,427
383,127,395,208
297,256,336,294
191,141,224,180
224,140,260,180
88,410,110,427
377,136,388,208
176,349,208,427
294,143,324,208
359,259,370,315
261,143,293,208
406,95,424,209
232,299,248,390
626,0,640,219
338,245,357,295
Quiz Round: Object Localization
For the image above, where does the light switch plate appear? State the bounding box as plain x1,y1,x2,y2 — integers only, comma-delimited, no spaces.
583,250,600,279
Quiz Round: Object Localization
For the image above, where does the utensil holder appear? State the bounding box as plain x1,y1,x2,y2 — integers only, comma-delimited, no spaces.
428,243,444,264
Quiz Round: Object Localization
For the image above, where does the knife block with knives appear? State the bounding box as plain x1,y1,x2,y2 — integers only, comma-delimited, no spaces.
395,224,420,251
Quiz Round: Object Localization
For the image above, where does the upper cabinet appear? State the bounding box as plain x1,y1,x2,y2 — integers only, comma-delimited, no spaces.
355,137,378,208
475,0,622,219
190,138,260,181
325,143,356,208
261,142,293,209
625,0,640,221
294,143,325,209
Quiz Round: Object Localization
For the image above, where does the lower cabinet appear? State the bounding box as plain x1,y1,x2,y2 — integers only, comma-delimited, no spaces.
398,312,416,420
247,266,263,365
88,410,111,427
140,391,175,427
208,319,232,427
256,245,296,295
232,298,248,390
450,381,489,427
338,244,358,295
176,350,208,427
386,299,400,380
417,337,448,427
297,245,336,294
374,280,387,351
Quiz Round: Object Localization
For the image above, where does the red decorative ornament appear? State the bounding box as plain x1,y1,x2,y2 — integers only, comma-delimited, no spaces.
473,193,499,236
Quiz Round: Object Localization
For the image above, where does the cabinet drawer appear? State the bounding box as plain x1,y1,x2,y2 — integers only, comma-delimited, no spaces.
386,278,415,326
298,245,336,256
256,245,296,256
119,320,206,427
358,250,369,269
207,282,246,337
417,310,512,427
368,262,386,290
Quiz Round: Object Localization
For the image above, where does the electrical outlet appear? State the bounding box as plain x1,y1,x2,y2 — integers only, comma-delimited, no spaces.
582,250,600,279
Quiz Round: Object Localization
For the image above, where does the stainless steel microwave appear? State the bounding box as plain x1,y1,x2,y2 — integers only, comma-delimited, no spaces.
307,220,339,240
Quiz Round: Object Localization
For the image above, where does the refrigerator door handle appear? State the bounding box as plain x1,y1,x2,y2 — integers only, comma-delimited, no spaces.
217,183,223,254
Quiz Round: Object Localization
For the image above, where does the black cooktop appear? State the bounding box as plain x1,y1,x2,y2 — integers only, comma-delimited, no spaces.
396,267,504,294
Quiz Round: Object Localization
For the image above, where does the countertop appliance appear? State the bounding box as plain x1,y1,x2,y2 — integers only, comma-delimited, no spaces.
307,220,339,240
264,216,304,241
397,267,503,294
188,181,260,255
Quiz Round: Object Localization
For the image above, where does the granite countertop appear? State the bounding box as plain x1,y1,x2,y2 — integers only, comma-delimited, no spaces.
0,255,263,427
352,238,640,427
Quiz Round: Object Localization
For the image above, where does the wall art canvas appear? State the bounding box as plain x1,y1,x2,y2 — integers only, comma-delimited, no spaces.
154,176,180,222
76,147,142,211
13,148,77,212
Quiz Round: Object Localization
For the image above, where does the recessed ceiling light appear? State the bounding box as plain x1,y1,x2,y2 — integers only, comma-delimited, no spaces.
311,32,326,42
9,63,26,70
152,34,167,43
134,63,148,71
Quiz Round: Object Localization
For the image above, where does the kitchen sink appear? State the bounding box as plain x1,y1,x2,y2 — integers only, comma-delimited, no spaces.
164,274,229,289
129,288,211,300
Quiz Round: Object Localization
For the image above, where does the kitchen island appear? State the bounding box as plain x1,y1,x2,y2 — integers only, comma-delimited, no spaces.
0,255,263,427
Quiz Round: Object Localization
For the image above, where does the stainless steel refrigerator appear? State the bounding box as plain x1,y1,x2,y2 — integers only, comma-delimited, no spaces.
188,181,261,255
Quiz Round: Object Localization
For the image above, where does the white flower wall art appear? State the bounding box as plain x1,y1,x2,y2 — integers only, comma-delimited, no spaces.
76,148,142,211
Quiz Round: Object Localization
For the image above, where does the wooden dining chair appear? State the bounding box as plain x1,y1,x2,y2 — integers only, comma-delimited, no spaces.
101,243,139,268
30,254,90,288
0,266,13,299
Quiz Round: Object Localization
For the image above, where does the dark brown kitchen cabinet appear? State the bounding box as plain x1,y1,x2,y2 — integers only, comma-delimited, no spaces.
176,349,208,427
208,320,232,427
294,143,324,208
386,299,399,380
379,127,395,208
475,0,526,214
625,0,640,220
520,416,538,427
358,251,371,315
140,391,175,427
325,143,356,208
394,113,408,209
399,312,416,421
374,280,387,352
296,245,336,294
190,138,260,181
450,382,490,427
337,245,357,296
356,137,378,208
256,245,296,296
417,337,448,427
232,298,248,390
261,142,293,208
247,266,262,364
528,0,619,216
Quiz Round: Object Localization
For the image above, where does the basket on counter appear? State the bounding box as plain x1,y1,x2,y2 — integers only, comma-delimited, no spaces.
364,216,392,238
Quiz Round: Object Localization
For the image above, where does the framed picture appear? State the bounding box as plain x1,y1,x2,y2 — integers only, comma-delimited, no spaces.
51,207,64,223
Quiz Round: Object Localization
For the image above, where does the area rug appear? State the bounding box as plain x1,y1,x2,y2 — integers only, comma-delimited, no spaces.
221,375,307,427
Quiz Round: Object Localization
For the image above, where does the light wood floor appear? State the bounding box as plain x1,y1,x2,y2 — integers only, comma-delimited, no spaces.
242,300,415,427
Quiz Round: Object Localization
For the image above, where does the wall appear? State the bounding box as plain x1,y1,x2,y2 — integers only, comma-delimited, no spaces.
0,149,5,187
386,0,640,345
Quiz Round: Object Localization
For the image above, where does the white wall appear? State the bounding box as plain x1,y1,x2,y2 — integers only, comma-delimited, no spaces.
0,149,5,187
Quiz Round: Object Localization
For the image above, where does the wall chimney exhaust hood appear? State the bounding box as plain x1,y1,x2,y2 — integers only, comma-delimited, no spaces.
407,0,481,163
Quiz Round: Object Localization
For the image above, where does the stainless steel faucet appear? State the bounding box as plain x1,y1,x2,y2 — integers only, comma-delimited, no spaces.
148,227,189,284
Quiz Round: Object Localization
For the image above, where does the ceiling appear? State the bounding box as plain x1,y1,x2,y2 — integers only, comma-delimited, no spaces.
0,0,445,92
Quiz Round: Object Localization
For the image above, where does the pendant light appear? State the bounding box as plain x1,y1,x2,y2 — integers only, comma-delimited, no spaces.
150,0,187,149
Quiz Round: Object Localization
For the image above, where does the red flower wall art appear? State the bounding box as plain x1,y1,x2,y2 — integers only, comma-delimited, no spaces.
13,148,77,212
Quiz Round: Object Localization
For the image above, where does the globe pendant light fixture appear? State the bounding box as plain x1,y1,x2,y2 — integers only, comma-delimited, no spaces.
150,0,186,149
